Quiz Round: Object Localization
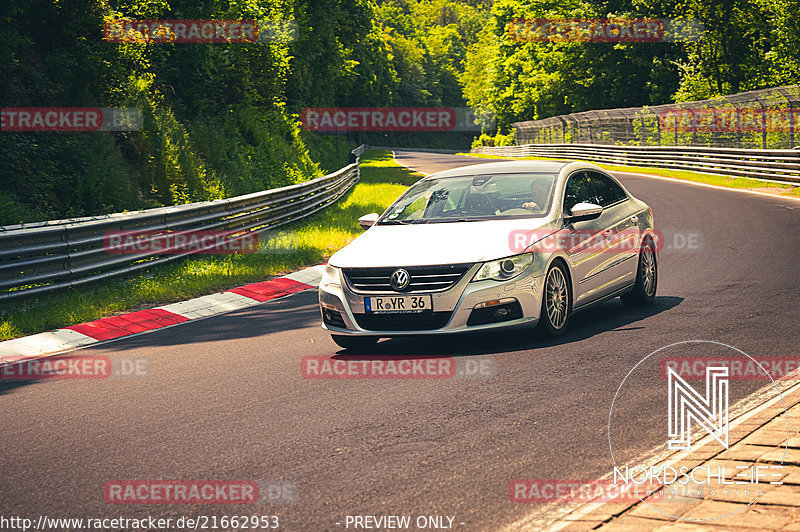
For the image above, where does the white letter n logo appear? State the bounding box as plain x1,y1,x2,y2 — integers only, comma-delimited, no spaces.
668,366,729,450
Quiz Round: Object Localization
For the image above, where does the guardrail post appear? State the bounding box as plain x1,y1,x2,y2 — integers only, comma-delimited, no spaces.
776,87,796,147
735,105,742,148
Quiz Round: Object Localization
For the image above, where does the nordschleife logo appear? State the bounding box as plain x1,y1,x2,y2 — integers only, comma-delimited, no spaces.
667,365,729,450
607,340,789,521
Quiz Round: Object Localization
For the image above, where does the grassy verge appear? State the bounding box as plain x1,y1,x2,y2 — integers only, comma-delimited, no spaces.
459,153,800,197
0,150,423,341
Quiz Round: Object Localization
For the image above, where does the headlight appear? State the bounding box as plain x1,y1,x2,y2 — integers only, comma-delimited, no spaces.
321,264,340,287
472,253,533,282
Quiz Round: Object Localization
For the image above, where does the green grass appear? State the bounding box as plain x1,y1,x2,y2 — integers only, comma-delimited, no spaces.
0,150,423,340
458,153,800,196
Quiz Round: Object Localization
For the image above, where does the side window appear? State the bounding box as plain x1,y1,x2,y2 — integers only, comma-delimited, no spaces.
587,172,626,207
563,172,595,212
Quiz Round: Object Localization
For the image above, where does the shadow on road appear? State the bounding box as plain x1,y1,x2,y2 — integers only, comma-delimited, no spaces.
335,295,683,357
40,291,682,364
0,378,40,395
77,290,325,352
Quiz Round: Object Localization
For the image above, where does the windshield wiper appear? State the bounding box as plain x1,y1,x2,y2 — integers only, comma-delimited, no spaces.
428,218,486,223
378,219,428,225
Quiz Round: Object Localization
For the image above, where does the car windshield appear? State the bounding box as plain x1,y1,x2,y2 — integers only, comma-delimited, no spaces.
378,172,557,224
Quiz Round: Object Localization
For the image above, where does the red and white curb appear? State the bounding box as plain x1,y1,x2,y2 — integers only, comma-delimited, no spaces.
0,264,325,364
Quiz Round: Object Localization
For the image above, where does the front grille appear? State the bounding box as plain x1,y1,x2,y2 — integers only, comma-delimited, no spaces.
353,311,452,331
343,263,473,293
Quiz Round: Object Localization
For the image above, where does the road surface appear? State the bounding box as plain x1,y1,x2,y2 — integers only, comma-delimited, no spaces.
1,151,798,531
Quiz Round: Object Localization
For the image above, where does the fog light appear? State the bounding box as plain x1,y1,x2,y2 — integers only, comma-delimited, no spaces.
467,299,523,326
321,307,347,328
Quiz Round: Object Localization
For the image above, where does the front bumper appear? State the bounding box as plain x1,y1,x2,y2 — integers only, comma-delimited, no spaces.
318,263,544,336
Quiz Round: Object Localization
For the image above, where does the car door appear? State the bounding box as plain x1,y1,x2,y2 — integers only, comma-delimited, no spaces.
561,171,611,308
582,171,638,300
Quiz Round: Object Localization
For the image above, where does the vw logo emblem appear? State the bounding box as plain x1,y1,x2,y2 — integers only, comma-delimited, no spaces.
389,269,410,291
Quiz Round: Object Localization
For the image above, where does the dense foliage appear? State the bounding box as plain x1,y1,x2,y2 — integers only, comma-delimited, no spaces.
1,0,798,223
462,0,800,132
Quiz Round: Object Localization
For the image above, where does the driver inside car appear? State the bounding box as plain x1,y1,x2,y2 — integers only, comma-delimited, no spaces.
522,178,551,211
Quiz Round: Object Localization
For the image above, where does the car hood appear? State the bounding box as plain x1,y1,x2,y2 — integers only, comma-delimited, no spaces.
329,218,557,268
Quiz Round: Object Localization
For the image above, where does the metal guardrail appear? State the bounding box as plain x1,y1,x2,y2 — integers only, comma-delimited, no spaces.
0,145,367,303
470,143,800,184
364,145,463,154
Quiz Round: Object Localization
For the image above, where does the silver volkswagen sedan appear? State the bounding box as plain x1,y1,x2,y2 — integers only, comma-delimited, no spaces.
318,160,657,350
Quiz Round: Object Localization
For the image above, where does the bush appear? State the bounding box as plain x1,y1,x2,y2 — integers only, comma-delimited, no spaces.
471,129,515,148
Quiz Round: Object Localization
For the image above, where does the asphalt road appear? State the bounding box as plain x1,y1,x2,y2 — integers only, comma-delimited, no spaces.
1,151,798,531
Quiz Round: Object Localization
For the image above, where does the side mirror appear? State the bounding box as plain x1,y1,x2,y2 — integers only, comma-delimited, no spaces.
358,213,379,229
566,202,603,222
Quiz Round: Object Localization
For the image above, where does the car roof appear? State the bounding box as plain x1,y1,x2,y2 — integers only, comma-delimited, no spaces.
425,160,570,179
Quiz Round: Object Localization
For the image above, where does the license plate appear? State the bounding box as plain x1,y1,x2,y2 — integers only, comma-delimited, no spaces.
364,295,432,314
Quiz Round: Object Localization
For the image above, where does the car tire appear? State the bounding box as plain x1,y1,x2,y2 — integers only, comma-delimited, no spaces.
537,262,571,337
330,335,379,351
620,237,657,307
